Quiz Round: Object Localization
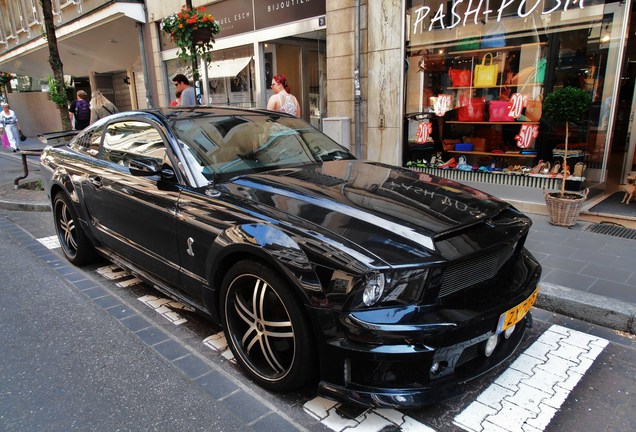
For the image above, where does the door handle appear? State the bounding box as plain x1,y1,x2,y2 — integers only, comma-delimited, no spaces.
88,176,103,188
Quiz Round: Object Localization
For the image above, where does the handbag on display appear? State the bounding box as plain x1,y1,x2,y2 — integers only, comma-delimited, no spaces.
525,95,543,122
535,58,547,83
456,26,480,51
512,58,547,85
481,23,506,49
449,68,472,87
474,53,499,87
488,100,515,122
457,96,485,121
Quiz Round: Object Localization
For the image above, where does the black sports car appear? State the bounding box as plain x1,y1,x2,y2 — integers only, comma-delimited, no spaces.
40,107,540,408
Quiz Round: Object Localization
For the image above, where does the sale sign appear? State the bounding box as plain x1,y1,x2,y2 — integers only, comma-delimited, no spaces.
416,121,433,144
508,93,527,119
433,94,452,117
515,124,539,149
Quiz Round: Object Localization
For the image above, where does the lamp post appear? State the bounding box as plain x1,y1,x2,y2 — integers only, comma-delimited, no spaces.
185,0,200,102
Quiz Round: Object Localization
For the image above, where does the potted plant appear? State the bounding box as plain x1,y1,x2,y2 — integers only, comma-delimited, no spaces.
161,5,221,80
542,86,592,226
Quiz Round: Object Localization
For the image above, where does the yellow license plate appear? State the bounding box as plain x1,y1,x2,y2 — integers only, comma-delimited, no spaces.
496,288,539,334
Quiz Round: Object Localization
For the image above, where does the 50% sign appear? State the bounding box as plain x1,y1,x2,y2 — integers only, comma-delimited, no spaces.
515,124,539,149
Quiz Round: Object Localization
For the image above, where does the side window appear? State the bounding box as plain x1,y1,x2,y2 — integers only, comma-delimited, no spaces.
101,121,166,167
73,127,103,157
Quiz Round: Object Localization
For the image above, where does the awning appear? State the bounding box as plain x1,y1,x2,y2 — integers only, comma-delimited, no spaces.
207,57,252,79
0,3,145,77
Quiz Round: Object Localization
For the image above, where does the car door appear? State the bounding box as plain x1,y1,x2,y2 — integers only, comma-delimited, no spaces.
81,120,181,287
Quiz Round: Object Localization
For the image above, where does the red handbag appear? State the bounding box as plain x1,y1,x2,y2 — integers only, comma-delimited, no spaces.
488,100,515,122
448,68,472,87
457,97,485,121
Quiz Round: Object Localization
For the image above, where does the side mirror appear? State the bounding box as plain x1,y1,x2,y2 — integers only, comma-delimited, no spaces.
129,158,176,180
128,158,161,176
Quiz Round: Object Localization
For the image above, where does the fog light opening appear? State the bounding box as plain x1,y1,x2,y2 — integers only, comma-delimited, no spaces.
504,324,516,339
484,335,499,357
430,361,448,375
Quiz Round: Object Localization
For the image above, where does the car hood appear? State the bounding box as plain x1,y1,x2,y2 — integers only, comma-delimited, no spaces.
222,160,515,266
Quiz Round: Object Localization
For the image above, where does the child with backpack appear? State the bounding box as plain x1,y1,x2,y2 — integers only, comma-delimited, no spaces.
70,90,91,130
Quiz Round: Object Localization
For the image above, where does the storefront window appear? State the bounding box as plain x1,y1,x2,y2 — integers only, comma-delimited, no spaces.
164,45,255,107
206,45,255,107
405,0,627,184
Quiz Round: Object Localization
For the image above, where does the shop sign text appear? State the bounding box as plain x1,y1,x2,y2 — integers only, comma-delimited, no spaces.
413,0,585,34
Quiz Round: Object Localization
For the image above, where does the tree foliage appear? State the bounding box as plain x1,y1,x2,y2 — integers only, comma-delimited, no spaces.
40,0,71,130
542,86,592,196
543,87,591,125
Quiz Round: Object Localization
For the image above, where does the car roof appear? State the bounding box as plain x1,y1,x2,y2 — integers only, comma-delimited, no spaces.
138,106,294,120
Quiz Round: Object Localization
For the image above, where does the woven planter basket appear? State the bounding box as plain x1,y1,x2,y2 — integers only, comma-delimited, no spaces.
544,188,589,227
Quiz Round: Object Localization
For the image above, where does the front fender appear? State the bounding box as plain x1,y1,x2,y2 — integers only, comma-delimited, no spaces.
209,224,323,300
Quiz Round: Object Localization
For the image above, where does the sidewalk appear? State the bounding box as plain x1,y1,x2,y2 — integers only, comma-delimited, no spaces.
1,139,635,334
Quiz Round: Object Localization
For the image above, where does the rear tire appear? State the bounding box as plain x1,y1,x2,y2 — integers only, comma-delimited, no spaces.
220,260,316,391
53,192,96,266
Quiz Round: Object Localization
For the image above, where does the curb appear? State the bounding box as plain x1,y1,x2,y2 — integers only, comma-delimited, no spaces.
537,282,636,334
0,198,51,212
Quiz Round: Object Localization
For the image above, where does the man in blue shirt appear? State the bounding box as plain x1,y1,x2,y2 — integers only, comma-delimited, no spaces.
172,74,196,106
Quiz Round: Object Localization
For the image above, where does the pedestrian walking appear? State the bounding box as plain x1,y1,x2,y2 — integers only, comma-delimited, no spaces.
90,90,119,123
69,90,91,130
1,102,22,152
267,74,301,117
172,74,196,106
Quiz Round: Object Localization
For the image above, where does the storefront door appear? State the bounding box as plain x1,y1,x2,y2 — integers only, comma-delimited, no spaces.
263,33,326,126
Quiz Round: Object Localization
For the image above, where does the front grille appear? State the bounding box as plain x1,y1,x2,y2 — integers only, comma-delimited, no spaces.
437,247,510,299
456,343,481,368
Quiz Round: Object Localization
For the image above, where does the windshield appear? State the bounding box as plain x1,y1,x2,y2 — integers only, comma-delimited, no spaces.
169,115,355,185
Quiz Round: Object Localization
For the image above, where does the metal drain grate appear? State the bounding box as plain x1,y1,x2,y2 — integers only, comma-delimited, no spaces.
586,223,636,240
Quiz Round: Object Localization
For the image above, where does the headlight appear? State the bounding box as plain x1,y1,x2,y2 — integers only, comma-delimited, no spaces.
362,273,385,306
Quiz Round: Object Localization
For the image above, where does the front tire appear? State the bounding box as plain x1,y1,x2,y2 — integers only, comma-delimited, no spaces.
220,260,315,391
53,192,95,266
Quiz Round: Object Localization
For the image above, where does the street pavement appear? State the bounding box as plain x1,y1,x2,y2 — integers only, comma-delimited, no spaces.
1,138,635,334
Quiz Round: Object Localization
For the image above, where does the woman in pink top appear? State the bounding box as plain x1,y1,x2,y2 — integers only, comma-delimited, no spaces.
267,75,301,118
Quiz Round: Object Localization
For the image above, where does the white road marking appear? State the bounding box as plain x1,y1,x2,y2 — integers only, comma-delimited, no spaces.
453,324,609,432
96,264,129,280
203,332,235,363
137,295,189,325
116,277,142,288
37,235,60,249
303,397,435,432
94,265,193,325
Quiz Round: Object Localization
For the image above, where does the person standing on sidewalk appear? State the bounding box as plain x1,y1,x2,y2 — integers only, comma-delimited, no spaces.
69,90,91,130
89,90,119,124
267,75,301,118
172,74,196,106
1,102,22,152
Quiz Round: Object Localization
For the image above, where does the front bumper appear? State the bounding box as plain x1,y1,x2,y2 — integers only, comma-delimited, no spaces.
311,249,540,408
318,313,531,408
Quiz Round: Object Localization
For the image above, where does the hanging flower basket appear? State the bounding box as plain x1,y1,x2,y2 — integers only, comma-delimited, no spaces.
161,5,221,65
191,28,213,45
0,72,14,86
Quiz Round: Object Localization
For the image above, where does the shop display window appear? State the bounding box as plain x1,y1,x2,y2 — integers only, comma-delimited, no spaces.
404,0,626,185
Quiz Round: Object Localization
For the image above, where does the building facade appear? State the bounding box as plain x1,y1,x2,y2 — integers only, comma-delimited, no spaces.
0,0,634,197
